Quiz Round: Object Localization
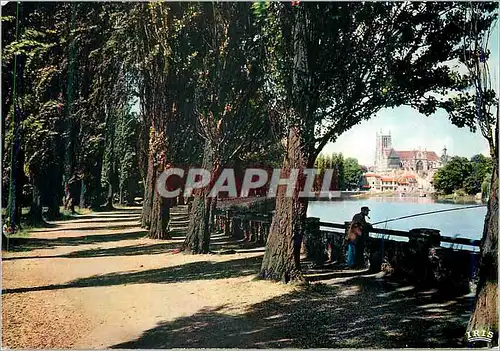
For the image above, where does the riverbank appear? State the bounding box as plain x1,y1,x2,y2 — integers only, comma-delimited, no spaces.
344,191,485,205
435,193,485,205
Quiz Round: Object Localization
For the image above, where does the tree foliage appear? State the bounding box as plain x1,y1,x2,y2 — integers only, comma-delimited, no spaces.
433,155,492,195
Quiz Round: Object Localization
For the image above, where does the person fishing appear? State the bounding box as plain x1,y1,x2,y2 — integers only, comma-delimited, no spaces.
350,206,373,268
346,222,362,268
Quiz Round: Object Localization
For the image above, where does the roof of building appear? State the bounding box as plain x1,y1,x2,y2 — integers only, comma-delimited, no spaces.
426,151,440,161
364,173,380,178
380,177,396,181
396,150,440,161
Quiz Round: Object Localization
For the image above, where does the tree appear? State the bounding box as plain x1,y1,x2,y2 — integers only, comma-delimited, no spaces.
1,2,142,235
181,2,269,253
313,152,344,191
256,2,497,282
421,1,498,343
131,2,200,239
452,3,498,344
433,156,472,194
465,154,493,195
344,157,362,190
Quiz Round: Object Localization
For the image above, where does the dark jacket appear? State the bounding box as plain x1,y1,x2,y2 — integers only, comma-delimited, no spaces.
351,213,371,235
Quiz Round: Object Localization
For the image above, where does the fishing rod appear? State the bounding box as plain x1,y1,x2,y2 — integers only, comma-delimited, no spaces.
372,204,487,226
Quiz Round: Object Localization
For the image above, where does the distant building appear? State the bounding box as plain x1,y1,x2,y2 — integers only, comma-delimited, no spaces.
362,172,418,193
374,131,446,173
364,172,381,191
380,176,398,192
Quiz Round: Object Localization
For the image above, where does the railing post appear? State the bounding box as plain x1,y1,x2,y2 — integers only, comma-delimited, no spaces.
224,210,231,236
408,228,441,250
231,214,244,239
338,221,351,264
408,228,441,283
243,217,250,241
305,217,327,265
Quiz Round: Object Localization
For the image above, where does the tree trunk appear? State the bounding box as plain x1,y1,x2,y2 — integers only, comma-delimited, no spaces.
1,232,8,251
43,176,62,221
147,179,172,239
79,178,86,208
209,196,218,233
259,126,309,283
28,181,44,226
105,179,114,210
466,162,498,345
183,189,212,253
141,150,155,229
183,144,218,254
65,177,78,214
6,127,23,231
89,161,104,211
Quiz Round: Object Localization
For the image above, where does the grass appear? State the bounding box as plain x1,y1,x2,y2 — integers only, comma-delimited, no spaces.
2,206,95,239
435,194,483,205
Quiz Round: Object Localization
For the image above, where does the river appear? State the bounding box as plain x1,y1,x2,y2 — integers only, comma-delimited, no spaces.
307,196,487,250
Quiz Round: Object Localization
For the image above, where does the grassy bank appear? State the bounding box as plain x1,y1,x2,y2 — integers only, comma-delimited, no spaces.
2,206,93,239
350,191,396,199
435,193,484,204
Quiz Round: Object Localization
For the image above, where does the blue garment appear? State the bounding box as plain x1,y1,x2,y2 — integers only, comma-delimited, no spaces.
347,241,356,267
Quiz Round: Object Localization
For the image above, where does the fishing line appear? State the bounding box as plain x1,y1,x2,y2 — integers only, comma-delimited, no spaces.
372,204,486,226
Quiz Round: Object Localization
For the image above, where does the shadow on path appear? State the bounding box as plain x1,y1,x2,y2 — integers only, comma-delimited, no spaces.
111,278,474,349
29,222,140,233
2,255,263,294
1,240,183,261
3,230,147,253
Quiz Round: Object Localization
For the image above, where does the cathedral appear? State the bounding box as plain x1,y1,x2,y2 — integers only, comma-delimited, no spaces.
374,131,449,173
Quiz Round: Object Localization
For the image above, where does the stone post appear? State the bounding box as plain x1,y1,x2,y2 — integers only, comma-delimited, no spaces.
305,217,327,265
223,210,231,236
339,221,351,263
408,228,441,283
408,228,441,252
231,215,244,239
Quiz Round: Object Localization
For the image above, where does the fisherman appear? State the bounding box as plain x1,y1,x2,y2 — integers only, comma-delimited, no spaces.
346,222,362,268
350,206,372,268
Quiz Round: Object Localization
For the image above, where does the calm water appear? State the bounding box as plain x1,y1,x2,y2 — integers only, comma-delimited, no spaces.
307,197,487,249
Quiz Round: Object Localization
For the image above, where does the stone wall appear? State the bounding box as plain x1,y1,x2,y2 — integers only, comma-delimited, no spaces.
319,229,479,294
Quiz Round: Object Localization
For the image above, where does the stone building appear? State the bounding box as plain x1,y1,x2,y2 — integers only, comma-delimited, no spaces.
374,131,447,173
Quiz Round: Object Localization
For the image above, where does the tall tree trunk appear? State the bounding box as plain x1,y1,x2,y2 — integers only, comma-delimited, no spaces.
1,233,8,251
148,177,172,239
466,160,498,345
89,144,105,210
183,144,217,254
79,178,86,208
183,189,213,253
209,196,218,233
43,171,62,221
7,109,23,231
28,181,44,225
105,182,113,209
141,148,155,229
13,148,25,229
259,127,309,283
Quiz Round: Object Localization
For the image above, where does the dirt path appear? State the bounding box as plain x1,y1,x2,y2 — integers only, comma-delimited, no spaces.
2,207,475,348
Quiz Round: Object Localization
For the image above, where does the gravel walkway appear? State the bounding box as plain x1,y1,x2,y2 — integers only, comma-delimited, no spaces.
2,208,474,348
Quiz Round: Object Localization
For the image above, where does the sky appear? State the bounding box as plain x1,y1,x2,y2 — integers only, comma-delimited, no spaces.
323,22,499,167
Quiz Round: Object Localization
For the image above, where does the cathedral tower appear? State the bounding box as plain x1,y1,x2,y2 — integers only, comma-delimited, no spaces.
375,130,393,172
